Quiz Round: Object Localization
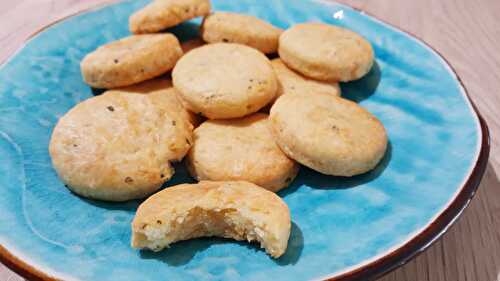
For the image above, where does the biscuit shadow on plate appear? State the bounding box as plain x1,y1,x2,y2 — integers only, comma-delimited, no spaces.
164,21,202,42
341,60,381,103
91,87,106,96
139,222,303,266
79,197,141,212
161,162,197,189
280,141,392,196
275,222,304,266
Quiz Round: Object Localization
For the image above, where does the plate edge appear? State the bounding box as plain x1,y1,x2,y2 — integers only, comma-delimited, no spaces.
0,2,123,281
0,1,491,281
313,2,491,281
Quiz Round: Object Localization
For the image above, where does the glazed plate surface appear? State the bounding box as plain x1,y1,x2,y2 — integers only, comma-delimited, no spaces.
0,0,488,280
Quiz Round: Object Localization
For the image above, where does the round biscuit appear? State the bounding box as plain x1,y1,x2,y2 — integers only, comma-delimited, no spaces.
129,0,211,34
172,43,278,119
81,34,183,89
49,91,193,202
279,23,374,82
271,58,341,98
201,12,283,54
186,113,299,192
269,93,387,176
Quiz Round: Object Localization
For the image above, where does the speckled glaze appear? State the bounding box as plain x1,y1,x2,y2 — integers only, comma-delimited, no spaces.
0,0,484,280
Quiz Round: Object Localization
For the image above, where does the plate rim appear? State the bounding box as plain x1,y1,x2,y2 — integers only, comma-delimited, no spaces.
0,1,491,281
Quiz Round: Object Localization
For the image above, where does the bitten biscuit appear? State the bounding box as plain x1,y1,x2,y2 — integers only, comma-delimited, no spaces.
130,0,211,34
279,23,374,82
201,12,282,54
49,91,193,202
271,58,341,98
131,181,291,258
172,43,278,119
186,113,299,192
81,34,183,89
269,93,387,176
113,79,201,127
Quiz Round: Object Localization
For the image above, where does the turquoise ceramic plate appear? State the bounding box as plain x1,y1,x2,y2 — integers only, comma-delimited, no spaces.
0,0,490,280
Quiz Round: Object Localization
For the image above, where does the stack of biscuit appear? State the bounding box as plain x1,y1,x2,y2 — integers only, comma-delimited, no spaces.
49,0,388,259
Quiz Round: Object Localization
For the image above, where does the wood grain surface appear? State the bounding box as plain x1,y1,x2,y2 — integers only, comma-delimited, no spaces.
1,0,499,280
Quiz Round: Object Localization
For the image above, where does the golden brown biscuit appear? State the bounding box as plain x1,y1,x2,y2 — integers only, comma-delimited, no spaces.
186,113,299,192
113,79,201,127
172,43,278,119
49,91,193,202
131,181,291,258
130,0,211,34
279,23,374,82
201,12,282,54
81,34,183,89
269,93,387,176
271,58,341,98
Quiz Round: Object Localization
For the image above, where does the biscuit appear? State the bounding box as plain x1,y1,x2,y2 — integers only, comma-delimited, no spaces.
271,58,341,98
49,91,193,202
186,113,299,192
131,181,291,258
279,23,374,82
172,43,278,119
81,34,183,89
130,0,211,34
180,38,206,54
113,78,201,127
201,12,282,54
269,93,387,176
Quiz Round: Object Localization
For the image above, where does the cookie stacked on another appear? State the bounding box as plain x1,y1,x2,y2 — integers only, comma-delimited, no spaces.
130,0,212,34
172,43,278,119
186,113,300,192
279,23,375,82
80,34,183,89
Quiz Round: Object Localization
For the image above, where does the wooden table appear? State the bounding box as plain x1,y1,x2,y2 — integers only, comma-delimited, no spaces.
1,1,499,280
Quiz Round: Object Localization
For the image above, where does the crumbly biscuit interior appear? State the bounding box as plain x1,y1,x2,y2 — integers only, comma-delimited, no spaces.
132,206,282,257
